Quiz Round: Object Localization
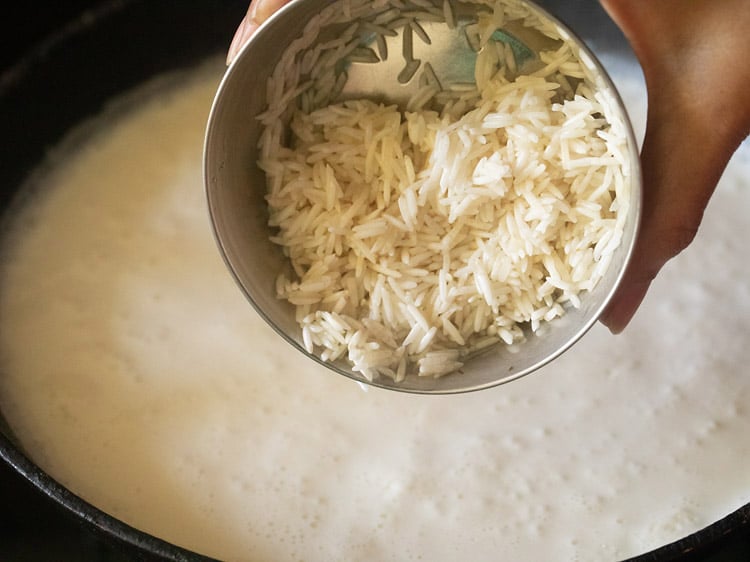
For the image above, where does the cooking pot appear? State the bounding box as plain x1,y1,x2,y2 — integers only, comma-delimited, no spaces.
0,1,748,560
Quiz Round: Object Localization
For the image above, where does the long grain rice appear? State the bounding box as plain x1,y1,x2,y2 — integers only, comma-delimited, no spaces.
256,0,631,381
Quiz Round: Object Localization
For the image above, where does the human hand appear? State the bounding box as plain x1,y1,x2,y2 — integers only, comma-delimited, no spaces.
599,0,750,332
227,0,291,64
226,0,750,334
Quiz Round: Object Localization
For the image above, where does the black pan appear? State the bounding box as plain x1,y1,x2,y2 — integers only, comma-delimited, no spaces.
0,1,748,560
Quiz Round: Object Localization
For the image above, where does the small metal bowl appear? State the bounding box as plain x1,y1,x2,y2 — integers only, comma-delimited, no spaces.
204,0,642,394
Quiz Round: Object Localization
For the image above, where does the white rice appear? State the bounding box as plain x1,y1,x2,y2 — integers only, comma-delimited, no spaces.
256,0,631,381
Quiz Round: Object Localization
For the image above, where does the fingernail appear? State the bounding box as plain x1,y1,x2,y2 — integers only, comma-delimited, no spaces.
226,17,249,65
227,17,260,65
600,282,649,334
250,0,278,25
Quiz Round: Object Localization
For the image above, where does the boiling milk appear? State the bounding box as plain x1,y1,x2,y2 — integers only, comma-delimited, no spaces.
0,58,749,561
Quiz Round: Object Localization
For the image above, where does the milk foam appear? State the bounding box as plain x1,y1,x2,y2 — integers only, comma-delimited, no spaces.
0,59,749,561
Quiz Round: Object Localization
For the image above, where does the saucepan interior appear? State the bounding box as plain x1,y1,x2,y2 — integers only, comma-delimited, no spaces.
0,0,748,560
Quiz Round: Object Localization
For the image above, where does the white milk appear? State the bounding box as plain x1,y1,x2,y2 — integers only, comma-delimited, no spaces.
1,58,749,562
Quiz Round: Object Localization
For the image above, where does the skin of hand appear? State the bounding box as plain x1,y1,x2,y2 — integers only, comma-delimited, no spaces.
227,0,750,333
598,0,750,332
227,0,291,64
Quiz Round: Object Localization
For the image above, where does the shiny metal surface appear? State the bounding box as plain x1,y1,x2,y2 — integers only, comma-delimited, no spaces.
204,0,642,394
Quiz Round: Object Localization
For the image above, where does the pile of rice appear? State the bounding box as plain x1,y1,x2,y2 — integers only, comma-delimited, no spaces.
256,0,631,381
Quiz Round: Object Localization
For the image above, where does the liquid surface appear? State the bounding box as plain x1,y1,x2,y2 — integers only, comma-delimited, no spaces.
1,59,749,562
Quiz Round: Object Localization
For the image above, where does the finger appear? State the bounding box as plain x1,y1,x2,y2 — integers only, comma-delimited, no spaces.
601,280,650,335
249,0,292,24
598,0,750,332
600,91,728,333
227,0,292,65
227,17,259,65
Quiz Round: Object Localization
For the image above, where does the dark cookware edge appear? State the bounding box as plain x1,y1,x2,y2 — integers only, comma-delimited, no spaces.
1,1,748,561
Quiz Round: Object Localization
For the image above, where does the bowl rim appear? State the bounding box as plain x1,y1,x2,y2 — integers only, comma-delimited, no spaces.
0,1,747,560
204,0,643,394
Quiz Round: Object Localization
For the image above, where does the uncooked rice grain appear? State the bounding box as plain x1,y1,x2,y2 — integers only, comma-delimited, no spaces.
256,0,631,381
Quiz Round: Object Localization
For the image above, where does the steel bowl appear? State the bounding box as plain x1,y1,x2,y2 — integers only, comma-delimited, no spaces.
204,0,642,394
2,1,750,561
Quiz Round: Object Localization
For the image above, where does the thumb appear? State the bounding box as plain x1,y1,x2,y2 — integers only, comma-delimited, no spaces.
601,98,726,333
599,0,750,332
227,0,292,65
